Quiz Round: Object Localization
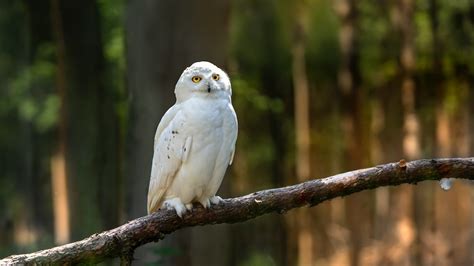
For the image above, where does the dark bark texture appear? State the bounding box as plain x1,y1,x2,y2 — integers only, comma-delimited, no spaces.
2,158,474,265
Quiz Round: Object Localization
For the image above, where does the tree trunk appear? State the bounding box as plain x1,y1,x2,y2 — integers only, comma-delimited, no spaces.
434,7,474,265
50,0,70,245
228,2,291,264
390,0,418,265
291,11,313,266
53,0,120,240
125,1,231,264
0,0,56,250
335,0,371,265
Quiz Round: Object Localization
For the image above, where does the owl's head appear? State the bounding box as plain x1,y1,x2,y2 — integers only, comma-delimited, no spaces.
175,61,231,102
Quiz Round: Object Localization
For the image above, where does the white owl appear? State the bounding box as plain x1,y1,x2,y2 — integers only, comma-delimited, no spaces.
147,61,238,217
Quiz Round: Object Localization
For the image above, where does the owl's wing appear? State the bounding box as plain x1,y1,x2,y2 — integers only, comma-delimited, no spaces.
147,104,192,214
227,103,238,165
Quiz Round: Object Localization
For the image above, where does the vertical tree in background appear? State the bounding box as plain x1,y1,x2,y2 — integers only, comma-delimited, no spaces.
433,0,451,159
291,2,313,265
125,1,231,264
293,1,311,198
304,1,349,264
387,0,417,264
399,3,419,160
334,0,370,264
0,0,38,250
51,0,120,241
50,0,69,245
415,1,443,264
432,2,474,264
0,0,60,252
230,1,292,264
470,1,474,159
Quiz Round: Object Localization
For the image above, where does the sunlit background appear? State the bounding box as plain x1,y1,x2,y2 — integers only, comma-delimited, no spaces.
1,0,474,265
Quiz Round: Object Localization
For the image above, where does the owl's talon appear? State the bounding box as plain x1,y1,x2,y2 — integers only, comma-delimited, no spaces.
210,196,223,205
185,203,193,211
162,198,187,218
199,199,211,209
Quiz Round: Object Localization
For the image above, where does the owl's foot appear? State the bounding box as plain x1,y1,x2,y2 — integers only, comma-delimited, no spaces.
198,196,223,209
210,196,223,205
199,198,211,209
163,198,187,218
185,203,193,211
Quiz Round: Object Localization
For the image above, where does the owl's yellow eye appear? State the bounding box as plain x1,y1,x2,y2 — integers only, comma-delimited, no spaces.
212,74,220,81
192,76,202,83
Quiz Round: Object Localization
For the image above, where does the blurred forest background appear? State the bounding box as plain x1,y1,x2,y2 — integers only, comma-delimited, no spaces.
1,0,474,265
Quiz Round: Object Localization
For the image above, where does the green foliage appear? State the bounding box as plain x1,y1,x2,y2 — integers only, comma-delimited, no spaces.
438,0,474,74
233,77,284,114
230,0,293,187
239,252,276,266
306,0,341,82
0,0,58,133
358,1,398,88
415,10,433,70
7,44,58,132
97,0,128,138
231,0,290,74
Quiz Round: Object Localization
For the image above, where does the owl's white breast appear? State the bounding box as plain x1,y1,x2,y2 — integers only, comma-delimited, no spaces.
164,96,236,203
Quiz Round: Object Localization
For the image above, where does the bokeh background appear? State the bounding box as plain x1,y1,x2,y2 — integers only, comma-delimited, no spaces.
1,0,474,265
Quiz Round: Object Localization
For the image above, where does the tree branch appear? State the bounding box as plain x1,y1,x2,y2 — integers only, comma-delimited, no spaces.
2,158,474,264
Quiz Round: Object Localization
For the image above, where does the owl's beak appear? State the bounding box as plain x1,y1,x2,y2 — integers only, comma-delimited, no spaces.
207,84,211,93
